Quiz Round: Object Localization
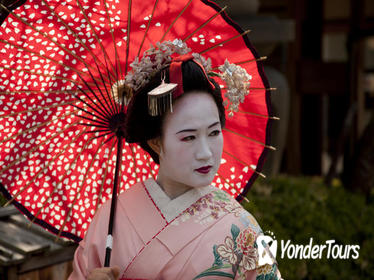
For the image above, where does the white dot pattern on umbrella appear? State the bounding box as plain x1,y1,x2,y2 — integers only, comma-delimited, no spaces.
0,0,269,241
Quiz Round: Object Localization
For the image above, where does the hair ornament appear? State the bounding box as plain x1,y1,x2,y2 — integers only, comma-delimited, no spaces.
147,72,177,116
125,39,191,92
125,39,253,117
218,60,253,117
112,80,133,105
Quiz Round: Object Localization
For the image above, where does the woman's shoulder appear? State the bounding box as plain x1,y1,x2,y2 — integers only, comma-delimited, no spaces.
209,188,263,234
91,180,145,226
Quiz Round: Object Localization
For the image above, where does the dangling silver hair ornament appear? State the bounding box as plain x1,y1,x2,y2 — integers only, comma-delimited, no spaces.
147,71,177,116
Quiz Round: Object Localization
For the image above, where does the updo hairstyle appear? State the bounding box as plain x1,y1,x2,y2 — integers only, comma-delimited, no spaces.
124,60,226,164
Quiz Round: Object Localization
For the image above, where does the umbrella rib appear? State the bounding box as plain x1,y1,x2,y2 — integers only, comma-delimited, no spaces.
0,131,89,206
0,90,77,95
103,57,121,114
103,0,123,79
182,6,227,42
75,0,118,80
0,39,92,81
0,65,101,94
234,56,267,66
0,91,113,126
236,110,280,120
215,173,250,203
71,103,109,124
137,0,159,57
30,133,97,225
71,59,119,120
0,88,118,117
70,88,112,122
101,133,116,144
0,121,82,176
40,0,116,82
199,30,251,55
0,65,90,88
76,113,109,127
211,56,267,71
216,172,239,194
0,110,78,145
85,130,113,141
160,0,193,42
57,133,115,239
92,57,117,116
0,101,77,118
124,0,132,75
74,71,113,119
95,140,116,213
222,128,276,150
56,22,118,119
83,128,112,134
57,135,104,240
1,4,105,85
69,87,118,122
222,150,266,178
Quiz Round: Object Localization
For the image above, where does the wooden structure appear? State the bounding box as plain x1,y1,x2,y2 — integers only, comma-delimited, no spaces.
0,206,77,280
250,0,374,178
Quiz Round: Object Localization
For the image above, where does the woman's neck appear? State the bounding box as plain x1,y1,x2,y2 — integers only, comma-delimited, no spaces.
156,176,192,199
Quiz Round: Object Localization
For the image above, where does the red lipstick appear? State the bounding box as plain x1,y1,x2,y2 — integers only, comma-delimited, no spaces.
195,165,212,174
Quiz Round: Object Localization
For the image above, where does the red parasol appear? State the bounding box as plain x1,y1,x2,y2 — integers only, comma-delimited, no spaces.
0,0,273,252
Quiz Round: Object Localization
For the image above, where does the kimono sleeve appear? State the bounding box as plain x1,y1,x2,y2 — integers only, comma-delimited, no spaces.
68,200,111,280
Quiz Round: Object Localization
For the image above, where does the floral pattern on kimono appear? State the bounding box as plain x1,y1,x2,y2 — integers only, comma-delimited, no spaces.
193,224,268,279
193,223,280,279
69,179,281,280
172,190,244,226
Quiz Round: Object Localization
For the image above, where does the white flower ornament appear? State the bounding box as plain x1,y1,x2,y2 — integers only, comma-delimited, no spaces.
218,60,252,117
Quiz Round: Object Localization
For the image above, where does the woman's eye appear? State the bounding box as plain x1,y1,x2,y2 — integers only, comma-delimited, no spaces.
209,130,221,136
181,135,195,141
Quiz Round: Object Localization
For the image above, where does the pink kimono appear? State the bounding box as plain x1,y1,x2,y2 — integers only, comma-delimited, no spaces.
69,179,281,279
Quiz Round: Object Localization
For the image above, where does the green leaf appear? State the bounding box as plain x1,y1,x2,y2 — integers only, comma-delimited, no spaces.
212,245,223,267
231,224,240,241
193,271,235,279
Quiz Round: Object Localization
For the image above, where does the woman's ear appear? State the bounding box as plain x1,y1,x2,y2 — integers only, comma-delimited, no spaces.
147,137,162,156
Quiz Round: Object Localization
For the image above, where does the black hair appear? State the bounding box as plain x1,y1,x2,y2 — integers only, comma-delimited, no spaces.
124,59,225,164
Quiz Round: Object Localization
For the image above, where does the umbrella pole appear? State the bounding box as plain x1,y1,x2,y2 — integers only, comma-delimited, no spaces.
104,134,123,267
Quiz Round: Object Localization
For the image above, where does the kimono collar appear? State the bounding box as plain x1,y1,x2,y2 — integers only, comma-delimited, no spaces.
144,178,214,223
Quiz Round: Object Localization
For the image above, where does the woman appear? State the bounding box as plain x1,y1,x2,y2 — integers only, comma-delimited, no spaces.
69,55,281,279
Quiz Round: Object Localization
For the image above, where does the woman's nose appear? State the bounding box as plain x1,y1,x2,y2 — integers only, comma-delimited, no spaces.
195,138,213,160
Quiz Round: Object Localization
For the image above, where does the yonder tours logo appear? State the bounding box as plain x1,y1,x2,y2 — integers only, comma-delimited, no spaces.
256,233,360,261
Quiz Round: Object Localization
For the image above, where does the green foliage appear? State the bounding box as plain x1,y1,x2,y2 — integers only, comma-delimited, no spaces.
243,176,374,280
0,192,7,207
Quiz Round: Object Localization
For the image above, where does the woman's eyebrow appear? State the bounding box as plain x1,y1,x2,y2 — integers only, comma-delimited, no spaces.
208,121,220,128
176,121,220,134
176,128,196,134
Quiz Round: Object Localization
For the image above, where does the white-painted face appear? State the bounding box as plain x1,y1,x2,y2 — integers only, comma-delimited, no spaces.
156,91,223,198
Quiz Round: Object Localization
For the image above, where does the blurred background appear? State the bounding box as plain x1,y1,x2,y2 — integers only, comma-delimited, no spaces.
1,0,374,279
214,0,374,279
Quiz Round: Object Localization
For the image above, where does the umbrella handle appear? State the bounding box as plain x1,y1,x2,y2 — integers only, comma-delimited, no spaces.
104,134,123,267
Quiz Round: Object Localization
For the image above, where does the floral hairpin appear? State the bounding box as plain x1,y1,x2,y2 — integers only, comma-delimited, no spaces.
124,39,253,117
124,39,191,92
218,60,252,117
